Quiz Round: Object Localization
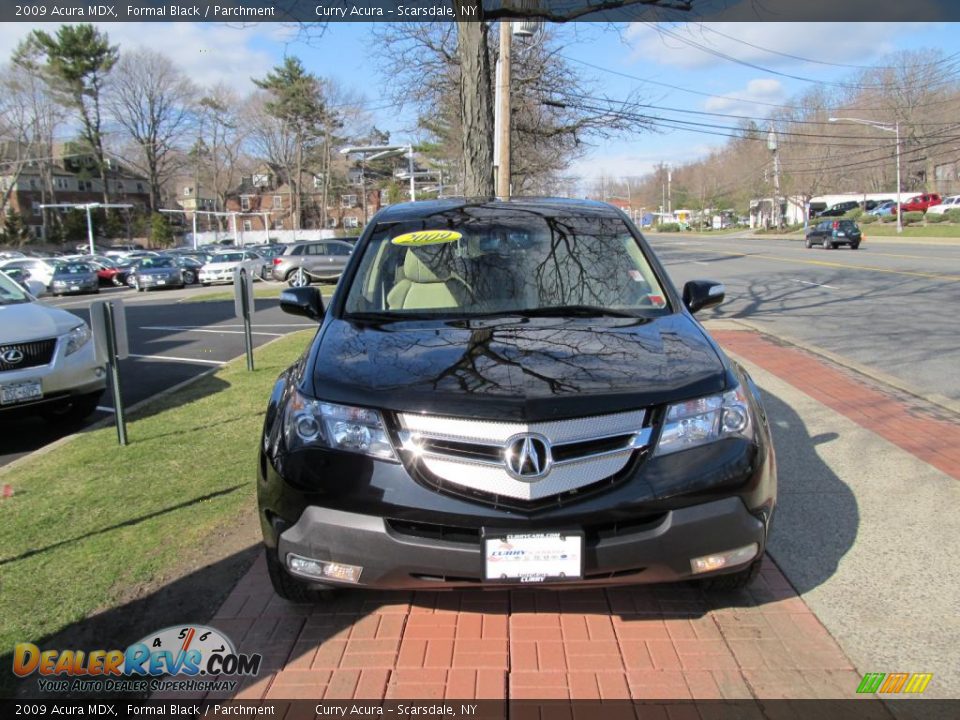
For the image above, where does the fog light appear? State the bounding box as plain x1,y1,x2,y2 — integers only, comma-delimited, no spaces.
95,367,105,378
690,543,758,574
286,554,362,583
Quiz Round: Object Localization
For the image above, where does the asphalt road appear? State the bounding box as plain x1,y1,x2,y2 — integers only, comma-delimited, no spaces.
647,232,960,404
0,282,319,468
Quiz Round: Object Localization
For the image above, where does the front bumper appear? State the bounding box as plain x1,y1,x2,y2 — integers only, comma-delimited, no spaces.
138,274,183,288
276,496,766,589
199,272,233,284
50,281,98,294
0,336,106,416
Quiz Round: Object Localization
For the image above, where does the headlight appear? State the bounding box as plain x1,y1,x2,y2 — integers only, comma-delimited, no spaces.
64,323,92,356
655,385,753,456
283,389,397,461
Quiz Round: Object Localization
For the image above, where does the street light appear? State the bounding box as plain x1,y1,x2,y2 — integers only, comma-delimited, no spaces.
340,144,418,221
829,116,902,234
39,202,133,255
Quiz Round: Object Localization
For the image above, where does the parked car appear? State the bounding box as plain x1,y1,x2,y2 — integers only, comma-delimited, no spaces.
925,195,960,215
805,219,863,249
247,244,286,279
115,258,143,287
2,267,32,291
257,198,777,600
270,240,353,287
0,270,105,422
0,258,59,288
49,262,100,296
900,193,942,213
132,255,193,291
199,250,263,286
867,201,897,217
862,199,892,212
817,201,859,218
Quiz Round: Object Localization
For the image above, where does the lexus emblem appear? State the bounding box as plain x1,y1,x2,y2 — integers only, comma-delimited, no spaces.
0,348,24,365
504,433,552,481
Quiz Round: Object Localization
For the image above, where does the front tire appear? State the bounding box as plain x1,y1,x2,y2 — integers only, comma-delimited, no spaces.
265,548,334,603
287,267,310,288
805,237,813,248
822,238,832,249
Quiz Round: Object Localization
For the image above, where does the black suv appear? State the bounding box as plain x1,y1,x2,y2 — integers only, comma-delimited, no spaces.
817,201,859,218
805,219,863,249
258,198,777,599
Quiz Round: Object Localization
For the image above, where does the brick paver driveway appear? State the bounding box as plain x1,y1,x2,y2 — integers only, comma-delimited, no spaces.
209,556,858,701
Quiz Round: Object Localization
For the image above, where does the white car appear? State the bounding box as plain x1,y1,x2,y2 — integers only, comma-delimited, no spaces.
199,250,264,286
0,258,60,288
0,271,106,421
926,195,959,215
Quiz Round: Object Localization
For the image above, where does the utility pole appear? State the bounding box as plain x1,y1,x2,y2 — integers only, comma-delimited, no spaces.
768,128,782,228
667,165,672,216
495,20,513,199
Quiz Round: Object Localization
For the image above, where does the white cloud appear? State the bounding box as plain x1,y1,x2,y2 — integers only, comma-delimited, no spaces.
0,22,283,91
571,142,720,181
624,22,908,71
703,78,785,115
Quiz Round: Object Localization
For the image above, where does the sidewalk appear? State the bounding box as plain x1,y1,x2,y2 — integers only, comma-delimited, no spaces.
176,326,959,702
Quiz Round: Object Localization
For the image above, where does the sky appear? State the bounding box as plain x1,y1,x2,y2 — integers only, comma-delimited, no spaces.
1,19,957,188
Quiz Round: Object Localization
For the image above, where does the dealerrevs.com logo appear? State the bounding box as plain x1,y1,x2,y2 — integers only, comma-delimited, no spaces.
12,625,262,694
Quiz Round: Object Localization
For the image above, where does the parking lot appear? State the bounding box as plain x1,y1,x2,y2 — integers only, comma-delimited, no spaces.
0,282,317,467
4,234,959,703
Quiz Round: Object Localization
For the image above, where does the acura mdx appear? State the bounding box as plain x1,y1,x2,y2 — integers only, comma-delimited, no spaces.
258,198,777,599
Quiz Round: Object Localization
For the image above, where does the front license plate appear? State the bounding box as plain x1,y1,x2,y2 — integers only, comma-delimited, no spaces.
1,381,43,406
483,532,583,583
157,280,166,285
69,285,80,291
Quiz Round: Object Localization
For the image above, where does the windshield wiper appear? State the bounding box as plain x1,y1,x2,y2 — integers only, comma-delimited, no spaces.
511,305,643,318
346,311,442,324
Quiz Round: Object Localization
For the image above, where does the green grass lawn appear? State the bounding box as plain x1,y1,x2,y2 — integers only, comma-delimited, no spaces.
182,284,337,303
861,223,960,238
0,331,312,694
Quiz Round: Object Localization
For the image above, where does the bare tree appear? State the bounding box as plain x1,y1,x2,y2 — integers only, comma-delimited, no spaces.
197,86,248,223
106,48,196,211
2,56,62,239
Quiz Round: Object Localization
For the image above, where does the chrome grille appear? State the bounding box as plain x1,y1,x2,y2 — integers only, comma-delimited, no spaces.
396,409,650,502
0,339,57,372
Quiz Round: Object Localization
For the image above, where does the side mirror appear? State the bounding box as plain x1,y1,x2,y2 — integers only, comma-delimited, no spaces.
26,280,46,298
682,280,725,315
280,286,324,321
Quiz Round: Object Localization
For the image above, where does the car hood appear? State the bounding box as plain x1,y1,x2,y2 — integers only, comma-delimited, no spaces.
138,267,178,274
310,313,730,421
202,261,241,270
0,301,84,343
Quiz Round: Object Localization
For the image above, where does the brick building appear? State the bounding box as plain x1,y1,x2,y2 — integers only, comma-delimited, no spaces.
0,150,151,239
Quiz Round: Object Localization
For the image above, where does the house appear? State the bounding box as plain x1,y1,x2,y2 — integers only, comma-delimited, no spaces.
171,176,217,226
224,165,384,233
0,149,151,240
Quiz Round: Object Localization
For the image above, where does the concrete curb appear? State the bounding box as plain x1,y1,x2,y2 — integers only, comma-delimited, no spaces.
0,331,303,476
704,318,960,417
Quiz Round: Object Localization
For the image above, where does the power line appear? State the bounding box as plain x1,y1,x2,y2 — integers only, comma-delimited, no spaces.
697,24,960,72
640,23,960,93
564,55,960,114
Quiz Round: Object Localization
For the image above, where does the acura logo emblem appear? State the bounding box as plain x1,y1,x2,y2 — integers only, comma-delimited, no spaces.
504,433,552,481
0,348,24,365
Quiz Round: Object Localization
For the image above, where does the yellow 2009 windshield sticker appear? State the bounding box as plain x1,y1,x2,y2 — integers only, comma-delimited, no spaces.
391,230,462,246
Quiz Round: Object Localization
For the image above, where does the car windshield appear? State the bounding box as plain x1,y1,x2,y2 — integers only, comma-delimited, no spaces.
343,208,670,320
139,257,175,269
0,271,30,305
56,263,93,275
214,253,244,263
838,221,859,230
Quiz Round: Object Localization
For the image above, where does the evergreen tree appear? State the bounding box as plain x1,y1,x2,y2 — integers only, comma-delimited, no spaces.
150,213,173,248
0,211,33,247
25,25,118,205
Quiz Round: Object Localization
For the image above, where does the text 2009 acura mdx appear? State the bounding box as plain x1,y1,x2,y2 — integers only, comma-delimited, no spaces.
258,198,776,600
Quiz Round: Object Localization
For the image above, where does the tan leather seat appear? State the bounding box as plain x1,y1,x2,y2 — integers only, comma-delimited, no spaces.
386,249,473,310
